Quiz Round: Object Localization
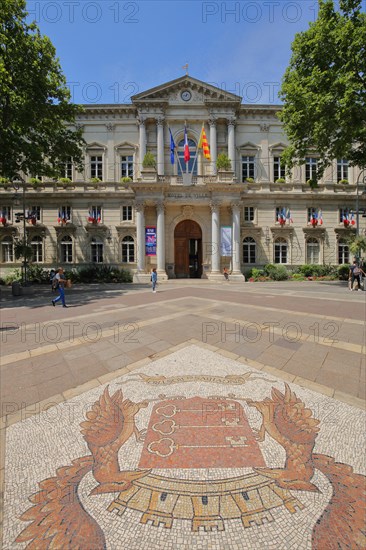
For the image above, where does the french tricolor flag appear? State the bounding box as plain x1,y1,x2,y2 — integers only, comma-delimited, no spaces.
184,125,190,163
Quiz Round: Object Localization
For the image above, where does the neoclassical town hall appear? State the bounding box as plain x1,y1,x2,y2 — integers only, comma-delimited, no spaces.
0,76,365,281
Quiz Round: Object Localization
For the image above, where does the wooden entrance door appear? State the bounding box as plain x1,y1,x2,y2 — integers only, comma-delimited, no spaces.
174,220,202,278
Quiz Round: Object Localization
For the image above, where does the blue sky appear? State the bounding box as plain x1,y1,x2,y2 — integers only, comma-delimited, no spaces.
25,0,335,105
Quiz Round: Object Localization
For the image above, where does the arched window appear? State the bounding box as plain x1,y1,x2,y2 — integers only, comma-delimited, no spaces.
338,239,349,264
61,235,73,263
274,237,287,264
243,236,256,264
1,237,14,262
31,235,43,263
122,236,135,263
177,138,197,176
91,237,103,263
306,237,320,264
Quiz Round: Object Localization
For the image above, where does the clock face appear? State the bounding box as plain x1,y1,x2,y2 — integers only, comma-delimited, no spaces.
181,90,192,102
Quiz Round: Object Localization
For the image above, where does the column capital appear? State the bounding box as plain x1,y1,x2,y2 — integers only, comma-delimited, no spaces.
155,201,166,214
231,202,241,212
210,201,220,214
156,116,165,127
208,116,217,128
227,116,237,127
137,112,146,126
135,201,145,213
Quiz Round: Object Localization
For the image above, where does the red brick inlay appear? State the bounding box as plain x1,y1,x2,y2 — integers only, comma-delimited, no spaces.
139,397,265,469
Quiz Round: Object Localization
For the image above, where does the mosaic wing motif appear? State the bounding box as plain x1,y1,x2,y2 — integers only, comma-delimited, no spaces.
80,386,150,495
312,454,366,549
15,456,106,550
247,383,320,491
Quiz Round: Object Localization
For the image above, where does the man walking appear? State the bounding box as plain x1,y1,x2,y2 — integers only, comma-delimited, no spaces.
52,267,68,307
151,268,157,293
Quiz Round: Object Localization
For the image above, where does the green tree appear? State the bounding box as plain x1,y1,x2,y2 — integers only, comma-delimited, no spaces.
279,0,366,178
0,0,84,179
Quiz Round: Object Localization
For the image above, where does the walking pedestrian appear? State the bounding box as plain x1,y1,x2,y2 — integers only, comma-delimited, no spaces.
350,262,365,291
51,267,68,307
151,268,157,293
223,267,230,281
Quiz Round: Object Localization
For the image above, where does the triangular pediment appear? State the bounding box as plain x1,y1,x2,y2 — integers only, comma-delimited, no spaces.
131,76,242,104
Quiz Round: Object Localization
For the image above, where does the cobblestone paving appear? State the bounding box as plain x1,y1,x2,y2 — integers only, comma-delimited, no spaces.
1,281,365,549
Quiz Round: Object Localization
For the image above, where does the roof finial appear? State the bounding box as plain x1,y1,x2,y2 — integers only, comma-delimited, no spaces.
182,63,189,76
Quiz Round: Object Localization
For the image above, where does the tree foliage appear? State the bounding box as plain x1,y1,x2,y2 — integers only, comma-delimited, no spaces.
279,0,366,177
0,0,84,179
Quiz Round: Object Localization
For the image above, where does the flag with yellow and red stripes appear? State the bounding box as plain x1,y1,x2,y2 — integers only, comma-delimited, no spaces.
198,125,211,160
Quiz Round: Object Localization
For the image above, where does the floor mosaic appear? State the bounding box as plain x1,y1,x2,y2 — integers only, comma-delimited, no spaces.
3,344,366,549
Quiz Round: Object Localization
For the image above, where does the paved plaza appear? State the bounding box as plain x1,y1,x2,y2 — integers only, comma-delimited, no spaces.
1,280,365,549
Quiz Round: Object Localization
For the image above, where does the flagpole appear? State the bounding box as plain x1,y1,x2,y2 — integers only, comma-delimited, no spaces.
191,123,205,178
185,121,188,175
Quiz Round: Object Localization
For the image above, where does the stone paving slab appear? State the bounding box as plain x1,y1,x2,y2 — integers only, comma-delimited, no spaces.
3,344,366,550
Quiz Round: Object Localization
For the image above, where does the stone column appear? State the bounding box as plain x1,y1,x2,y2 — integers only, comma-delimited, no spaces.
210,202,220,273
156,117,164,176
209,117,217,175
135,201,145,272
138,114,146,175
227,117,236,173
231,203,241,274
105,123,115,181
156,201,166,275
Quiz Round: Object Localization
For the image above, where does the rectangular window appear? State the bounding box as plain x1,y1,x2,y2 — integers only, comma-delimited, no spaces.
244,207,255,222
65,157,73,179
90,156,103,179
339,208,352,223
307,207,323,224
274,243,287,264
2,239,13,262
241,156,255,181
122,205,133,221
90,205,102,223
59,206,71,222
27,206,41,221
1,206,11,223
305,157,318,181
274,156,286,181
337,159,348,182
91,243,103,263
121,155,134,178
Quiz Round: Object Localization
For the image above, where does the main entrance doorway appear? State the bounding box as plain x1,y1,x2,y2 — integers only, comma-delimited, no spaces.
174,220,202,278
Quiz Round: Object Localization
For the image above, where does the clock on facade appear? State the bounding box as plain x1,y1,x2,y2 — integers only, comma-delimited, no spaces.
181,90,192,101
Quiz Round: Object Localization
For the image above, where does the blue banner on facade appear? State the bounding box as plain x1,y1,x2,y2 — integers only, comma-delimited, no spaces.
145,226,156,256
221,226,232,256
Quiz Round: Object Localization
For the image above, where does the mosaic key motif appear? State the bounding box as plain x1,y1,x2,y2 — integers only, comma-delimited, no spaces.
139,397,265,469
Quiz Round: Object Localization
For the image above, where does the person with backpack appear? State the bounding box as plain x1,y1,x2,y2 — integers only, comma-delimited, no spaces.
51,267,68,307
349,261,365,291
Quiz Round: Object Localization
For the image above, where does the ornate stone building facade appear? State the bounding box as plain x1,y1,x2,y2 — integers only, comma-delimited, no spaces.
0,76,365,281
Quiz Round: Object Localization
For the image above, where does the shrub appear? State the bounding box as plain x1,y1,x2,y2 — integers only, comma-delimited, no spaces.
246,177,255,183
4,269,22,284
270,265,289,281
338,264,350,280
251,268,265,280
72,265,132,283
264,263,275,275
27,265,50,283
142,152,156,169
120,176,132,183
291,273,306,280
275,178,286,183
216,153,232,171
58,178,73,186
